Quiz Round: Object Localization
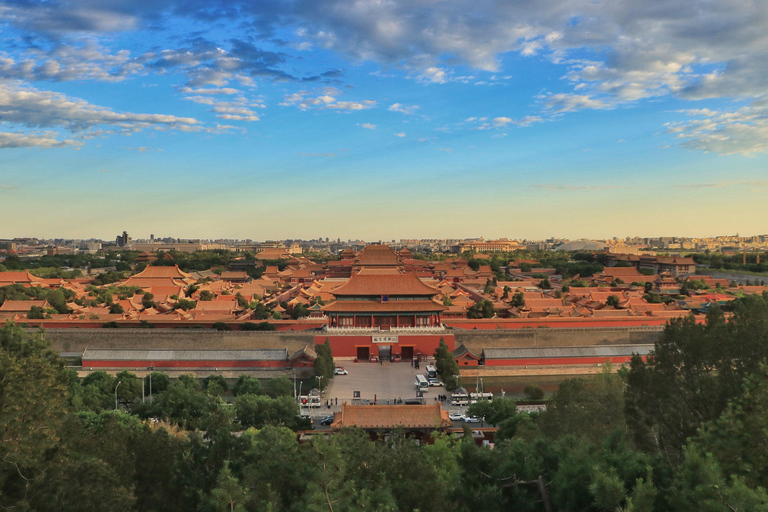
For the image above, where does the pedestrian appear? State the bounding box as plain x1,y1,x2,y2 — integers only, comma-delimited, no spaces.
335,397,338,405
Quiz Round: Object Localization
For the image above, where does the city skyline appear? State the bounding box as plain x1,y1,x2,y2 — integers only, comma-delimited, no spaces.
1,1,767,239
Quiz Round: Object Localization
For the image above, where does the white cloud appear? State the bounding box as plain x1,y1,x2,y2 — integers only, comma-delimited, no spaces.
0,130,80,149
388,103,420,115
541,93,610,113
395,132,405,137
469,115,544,130
358,123,377,130
667,106,768,156
0,82,203,148
183,93,263,122
280,89,376,111
417,67,450,84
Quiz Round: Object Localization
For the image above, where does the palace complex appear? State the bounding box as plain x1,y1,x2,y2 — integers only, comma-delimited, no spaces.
1,242,767,374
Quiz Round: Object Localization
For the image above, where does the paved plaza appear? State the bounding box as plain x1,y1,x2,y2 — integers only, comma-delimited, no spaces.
305,361,460,415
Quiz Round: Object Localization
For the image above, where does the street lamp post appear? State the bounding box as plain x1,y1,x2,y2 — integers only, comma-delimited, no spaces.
115,380,122,410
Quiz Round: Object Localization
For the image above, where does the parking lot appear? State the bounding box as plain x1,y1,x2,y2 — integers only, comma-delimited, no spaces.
306,361,476,428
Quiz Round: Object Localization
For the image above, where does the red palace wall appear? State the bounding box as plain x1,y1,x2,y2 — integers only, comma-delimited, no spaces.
445,317,701,330
82,360,287,369
484,355,648,367
316,334,455,359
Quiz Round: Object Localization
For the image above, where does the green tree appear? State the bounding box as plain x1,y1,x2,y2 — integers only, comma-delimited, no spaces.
141,292,156,309
28,304,46,319
144,371,170,395
626,297,768,461
236,394,300,430
290,303,309,319
263,376,294,398
314,338,335,390
510,291,525,308
199,290,214,301
540,367,626,444
524,384,544,400
232,375,262,396
46,288,70,314
434,337,461,391
203,375,229,395
467,299,495,319
607,295,620,307
0,322,71,509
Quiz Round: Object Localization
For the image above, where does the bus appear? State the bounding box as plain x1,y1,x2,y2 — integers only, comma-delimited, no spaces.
425,365,437,379
469,392,493,404
451,387,469,406
299,395,322,408
415,374,429,392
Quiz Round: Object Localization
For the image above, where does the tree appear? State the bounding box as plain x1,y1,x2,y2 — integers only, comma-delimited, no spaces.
232,375,262,396
263,376,294,398
114,370,143,403
290,303,309,319
484,278,495,295
208,461,249,512
199,290,214,301
173,298,196,311
626,296,768,461
46,289,70,314
203,375,229,395
212,322,231,331
144,371,170,395
141,292,156,309
28,305,46,319
109,302,125,314
538,277,552,290
511,291,525,308
606,295,620,307
524,384,544,400
467,299,495,319
434,337,461,391
0,322,70,509
540,367,626,444
236,395,300,430
314,338,335,390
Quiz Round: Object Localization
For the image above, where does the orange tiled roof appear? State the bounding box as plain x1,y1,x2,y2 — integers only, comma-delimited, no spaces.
356,245,401,266
323,300,447,313
129,265,192,279
331,402,452,429
0,300,50,312
331,272,440,297
0,271,43,284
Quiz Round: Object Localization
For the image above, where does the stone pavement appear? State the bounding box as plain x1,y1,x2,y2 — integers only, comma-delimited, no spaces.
304,360,464,417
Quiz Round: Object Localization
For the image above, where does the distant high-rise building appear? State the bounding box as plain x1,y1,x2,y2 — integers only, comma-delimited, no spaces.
116,231,129,247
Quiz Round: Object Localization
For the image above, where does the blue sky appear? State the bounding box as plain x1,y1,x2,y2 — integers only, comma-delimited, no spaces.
1,0,767,241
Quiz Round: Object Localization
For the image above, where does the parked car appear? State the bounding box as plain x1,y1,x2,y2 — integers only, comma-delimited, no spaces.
448,413,465,421
320,415,334,425
428,379,443,387
334,367,348,375
463,415,481,423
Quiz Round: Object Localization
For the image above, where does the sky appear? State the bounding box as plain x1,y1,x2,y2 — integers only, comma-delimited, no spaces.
1,0,767,242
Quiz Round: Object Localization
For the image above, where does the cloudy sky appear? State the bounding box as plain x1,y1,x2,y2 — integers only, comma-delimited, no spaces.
1,0,766,241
